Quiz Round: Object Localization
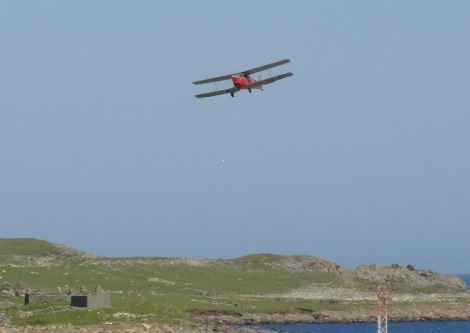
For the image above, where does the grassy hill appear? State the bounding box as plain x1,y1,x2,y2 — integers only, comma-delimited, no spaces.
0,238,87,259
1,238,469,327
0,238,68,257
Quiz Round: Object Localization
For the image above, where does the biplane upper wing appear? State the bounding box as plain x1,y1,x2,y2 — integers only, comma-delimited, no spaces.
192,73,234,85
242,59,290,76
193,59,291,85
248,72,294,88
195,87,238,99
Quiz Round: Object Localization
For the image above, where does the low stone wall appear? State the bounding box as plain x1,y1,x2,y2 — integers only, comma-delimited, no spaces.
25,293,70,304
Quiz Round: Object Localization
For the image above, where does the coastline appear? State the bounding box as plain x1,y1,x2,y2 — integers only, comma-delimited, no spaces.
2,307,470,333
196,303,470,325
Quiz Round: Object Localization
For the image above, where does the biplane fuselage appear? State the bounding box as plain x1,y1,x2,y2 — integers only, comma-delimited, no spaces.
232,75,262,90
193,59,293,99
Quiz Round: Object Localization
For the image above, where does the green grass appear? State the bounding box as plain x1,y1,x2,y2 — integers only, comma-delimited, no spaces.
11,307,105,326
0,255,336,325
1,255,357,326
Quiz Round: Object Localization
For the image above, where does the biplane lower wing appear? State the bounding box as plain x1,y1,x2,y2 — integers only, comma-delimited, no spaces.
248,72,294,88
195,87,239,99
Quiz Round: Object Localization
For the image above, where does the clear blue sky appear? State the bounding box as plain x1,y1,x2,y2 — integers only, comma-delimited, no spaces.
1,1,469,273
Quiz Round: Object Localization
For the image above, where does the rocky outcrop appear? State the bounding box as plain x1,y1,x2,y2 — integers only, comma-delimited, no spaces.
234,254,468,294
233,254,349,275
353,264,468,292
0,283,15,297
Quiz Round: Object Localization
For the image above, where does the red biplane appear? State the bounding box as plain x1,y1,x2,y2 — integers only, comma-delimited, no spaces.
193,59,293,98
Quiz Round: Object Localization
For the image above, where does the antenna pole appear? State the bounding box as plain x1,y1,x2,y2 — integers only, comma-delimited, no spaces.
376,286,388,333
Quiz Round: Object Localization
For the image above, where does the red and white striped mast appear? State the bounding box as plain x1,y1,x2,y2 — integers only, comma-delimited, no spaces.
376,286,388,333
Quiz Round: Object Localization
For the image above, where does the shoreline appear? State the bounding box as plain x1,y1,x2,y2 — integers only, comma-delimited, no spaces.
196,304,470,325
2,309,470,333
2,318,470,333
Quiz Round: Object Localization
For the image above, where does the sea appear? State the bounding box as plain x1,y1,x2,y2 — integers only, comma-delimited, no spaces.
459,274,470,287
249,275,470,333
253,321,470,333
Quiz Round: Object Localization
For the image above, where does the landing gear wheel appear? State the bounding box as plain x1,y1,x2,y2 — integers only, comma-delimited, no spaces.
248,88,252,93
230,91,234,97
